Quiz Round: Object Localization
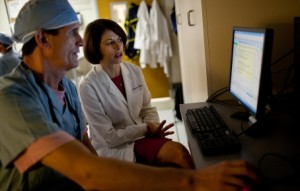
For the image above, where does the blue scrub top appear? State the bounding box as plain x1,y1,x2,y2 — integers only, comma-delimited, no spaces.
0,62,85,190
0,50,21,76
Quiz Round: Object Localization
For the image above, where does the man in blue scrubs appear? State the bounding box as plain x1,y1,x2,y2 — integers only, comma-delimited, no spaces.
0,0,259,190
0,33,21,76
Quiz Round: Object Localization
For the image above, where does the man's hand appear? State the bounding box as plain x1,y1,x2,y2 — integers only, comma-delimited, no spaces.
194,160,260,191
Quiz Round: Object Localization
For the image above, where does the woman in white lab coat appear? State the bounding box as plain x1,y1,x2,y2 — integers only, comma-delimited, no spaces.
79,19,194,169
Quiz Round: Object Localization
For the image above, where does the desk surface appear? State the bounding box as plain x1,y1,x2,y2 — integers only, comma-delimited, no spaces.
180,101,300,191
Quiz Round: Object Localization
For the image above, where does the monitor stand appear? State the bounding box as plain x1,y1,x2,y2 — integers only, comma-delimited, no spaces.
230,111,251,120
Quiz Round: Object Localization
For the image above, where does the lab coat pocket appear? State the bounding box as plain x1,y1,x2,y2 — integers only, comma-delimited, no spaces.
131,84,143,101
130,84,144,115
132,84,143,91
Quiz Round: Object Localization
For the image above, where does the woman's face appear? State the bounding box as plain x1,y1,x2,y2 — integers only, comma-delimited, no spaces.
99,29,124,66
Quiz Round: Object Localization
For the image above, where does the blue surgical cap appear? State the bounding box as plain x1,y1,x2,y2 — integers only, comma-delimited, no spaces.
13,0,79,43
0,33,13,46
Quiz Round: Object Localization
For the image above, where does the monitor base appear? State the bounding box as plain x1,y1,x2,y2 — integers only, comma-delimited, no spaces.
244,113,273,138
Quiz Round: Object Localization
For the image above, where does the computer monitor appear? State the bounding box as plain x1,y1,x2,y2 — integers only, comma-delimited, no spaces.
228,27,273,136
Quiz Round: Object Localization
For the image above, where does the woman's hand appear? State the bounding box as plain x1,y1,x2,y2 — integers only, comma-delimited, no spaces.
146,120,175,138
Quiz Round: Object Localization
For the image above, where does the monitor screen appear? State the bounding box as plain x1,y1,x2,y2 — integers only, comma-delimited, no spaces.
229,27,273,120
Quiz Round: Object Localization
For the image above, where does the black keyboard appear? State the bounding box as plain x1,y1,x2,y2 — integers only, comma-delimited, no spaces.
186,105,241,156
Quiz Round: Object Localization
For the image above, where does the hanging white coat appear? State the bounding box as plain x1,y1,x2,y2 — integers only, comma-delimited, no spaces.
134,0,172,77
134,0,153,68
149,0,172,77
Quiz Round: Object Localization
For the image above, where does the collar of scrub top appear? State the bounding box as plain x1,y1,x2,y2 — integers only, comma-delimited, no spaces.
21,62,82,139
13,0,79,44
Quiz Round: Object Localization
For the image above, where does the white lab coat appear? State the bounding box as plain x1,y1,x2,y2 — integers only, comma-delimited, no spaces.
78,62,160,162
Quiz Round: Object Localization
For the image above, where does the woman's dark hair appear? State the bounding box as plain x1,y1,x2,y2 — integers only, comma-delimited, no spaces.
22,29,59,57
83,19,127,64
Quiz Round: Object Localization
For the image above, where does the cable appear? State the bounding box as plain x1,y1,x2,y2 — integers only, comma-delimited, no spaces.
272,64,294,75
271,67,294,104
207,98,234,105
236,116,248,137
258,152,300,186
206,87,229,102
272,66,295,93
271,49,294,66
271,48,295,94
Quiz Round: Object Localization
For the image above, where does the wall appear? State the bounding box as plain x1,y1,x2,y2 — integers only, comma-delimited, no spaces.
175,0,209,103
69,0,99,38
67,0,100,85
202,0,300,98
97,0,178,98
0,0,18,54
0,1,12,35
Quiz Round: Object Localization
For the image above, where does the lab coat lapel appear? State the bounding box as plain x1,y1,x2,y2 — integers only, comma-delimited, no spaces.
121,63,139,113
122,64,132,102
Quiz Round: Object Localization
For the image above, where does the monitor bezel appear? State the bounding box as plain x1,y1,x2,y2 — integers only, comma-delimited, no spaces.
228,26,273,120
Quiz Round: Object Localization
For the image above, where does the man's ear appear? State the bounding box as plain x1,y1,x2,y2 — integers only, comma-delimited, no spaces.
35,30,49,48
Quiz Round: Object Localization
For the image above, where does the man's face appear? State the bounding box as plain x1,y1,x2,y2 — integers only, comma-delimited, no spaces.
0,43,5,54
45,23,83,73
